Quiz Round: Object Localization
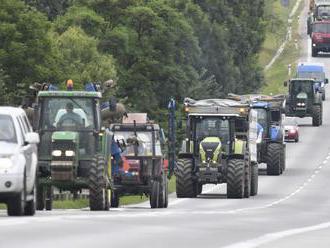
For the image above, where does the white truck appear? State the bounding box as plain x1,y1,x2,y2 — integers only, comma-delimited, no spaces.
0,107,39,216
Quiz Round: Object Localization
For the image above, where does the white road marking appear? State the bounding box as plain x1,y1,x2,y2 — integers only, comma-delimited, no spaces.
222,221,330,248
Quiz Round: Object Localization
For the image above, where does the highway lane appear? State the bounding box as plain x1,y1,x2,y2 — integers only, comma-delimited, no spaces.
1,1,330,247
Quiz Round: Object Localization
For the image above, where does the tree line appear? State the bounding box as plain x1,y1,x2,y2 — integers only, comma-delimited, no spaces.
0,0,265,117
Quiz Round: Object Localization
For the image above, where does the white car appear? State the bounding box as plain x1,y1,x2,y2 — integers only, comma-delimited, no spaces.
0,107,39,216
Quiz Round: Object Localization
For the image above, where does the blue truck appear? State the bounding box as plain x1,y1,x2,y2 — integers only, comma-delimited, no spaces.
296,63,328,100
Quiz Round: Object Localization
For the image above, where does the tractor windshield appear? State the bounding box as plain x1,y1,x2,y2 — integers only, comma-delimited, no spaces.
291,81,314,97
40,97,96,131
38,97,98,157
114,131,162,157
194,117,230,144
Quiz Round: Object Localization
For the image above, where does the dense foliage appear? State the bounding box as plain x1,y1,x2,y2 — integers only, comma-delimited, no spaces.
1,0,265,115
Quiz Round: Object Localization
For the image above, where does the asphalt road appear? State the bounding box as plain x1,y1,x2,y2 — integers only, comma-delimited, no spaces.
1,1,330,248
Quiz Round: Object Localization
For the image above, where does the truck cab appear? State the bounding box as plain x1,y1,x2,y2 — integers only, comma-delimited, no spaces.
311,20,330,56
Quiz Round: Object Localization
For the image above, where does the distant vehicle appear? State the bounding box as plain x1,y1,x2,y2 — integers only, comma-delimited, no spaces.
0,107,39,216
283,117,299,142
308,2,330,34
311,21,330,56
296,63,328,100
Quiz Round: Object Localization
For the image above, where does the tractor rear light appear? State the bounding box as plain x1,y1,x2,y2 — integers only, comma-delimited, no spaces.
65,150,75,157
52,150,62,157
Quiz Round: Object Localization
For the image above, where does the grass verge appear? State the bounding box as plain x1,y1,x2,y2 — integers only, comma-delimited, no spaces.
259,0,298,67
261,0,304,94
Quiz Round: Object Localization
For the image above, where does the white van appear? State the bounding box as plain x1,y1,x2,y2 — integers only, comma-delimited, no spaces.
0,107,39,216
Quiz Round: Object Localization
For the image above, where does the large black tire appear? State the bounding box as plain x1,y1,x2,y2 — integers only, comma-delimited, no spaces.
150,180,160,208
227,159,245,199
266,143,281,176
45,186,53,211
322,91,326,101
312,105,322,127
197,183,203,195
281,144,286,173
244,151,251,198
175,159,197,198
36,184,45,210
312,47,318,57
250,162,258,196
158,173,168,208
110,191,119,208
24,183,36,216
89,154,107,211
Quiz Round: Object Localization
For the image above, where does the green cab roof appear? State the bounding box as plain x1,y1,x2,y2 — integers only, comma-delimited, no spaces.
38,91,102,98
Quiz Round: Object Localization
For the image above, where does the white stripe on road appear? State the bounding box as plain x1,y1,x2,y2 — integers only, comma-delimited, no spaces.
222,221,330,248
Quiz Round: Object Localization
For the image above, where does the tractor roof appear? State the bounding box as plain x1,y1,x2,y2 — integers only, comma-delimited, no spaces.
184,98,249,117
227,94,285,110
297,62,324,72
38,91,102,98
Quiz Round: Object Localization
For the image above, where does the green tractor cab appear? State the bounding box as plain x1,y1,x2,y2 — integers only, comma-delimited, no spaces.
34,90,112,211
175,98,259,199
285,78,323,126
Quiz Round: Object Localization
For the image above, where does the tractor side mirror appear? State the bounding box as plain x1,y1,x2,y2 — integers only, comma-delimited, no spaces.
325,78,329,84
284,81,288,87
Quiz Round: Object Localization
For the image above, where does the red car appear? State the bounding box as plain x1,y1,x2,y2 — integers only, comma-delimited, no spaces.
283,117,299,142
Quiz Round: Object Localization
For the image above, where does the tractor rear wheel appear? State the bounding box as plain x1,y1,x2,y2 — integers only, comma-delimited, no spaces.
312,105,322,126
281,144,286,173
266,143,281,176
244,151,251,198
89,154,107,211
45,186,53,211
110,191,120,208
197,183,203,195
175,159,197,198
36,185,45,210
250,162,258,196
158,173,168,208
150,180,160,208
227,159,245,199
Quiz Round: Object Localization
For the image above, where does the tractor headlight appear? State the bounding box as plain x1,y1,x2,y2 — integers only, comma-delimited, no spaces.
65,150,75,157
52,150,62,157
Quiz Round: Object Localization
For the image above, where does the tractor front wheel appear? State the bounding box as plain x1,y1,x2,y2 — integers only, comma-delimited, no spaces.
89,154,108,211
175,159,197,198
227,159,245,199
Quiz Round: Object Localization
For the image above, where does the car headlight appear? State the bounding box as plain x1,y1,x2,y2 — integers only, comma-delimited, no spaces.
52,150,62,157
65,150,75,157
0,158,14,169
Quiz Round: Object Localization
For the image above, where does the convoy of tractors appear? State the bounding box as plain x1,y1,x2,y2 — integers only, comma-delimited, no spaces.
0,0,328,216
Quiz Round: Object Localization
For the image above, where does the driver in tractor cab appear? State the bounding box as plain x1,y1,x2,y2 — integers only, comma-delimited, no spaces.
57,102,83,128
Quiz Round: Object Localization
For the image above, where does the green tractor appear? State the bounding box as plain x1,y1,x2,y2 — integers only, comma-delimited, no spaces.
32,90,113,211
284,79,323,126
175,98,259,199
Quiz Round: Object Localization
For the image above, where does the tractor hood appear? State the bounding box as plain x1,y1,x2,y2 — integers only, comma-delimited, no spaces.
199,137,222,164
52,131,79,142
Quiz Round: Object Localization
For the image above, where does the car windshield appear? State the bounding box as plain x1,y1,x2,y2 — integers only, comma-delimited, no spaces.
0,114,17,143
41,97,96,131
194,117,230,143
313,22,330,33
297,71,325,82
114,131,161,156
